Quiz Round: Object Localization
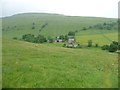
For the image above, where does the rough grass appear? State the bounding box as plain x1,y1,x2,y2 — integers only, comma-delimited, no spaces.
2,13,118,88
2,38,118,88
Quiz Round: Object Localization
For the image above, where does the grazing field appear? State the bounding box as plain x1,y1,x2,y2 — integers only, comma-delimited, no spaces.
2,13,118,88
2,38,118,88
76,31,118,46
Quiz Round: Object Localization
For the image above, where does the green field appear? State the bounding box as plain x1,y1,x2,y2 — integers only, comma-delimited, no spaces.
76,30,118,46
2,13,118,88
2,39,118,88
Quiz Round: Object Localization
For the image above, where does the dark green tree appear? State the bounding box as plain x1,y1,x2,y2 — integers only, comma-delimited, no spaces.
64,35,68,41
68,31,75,36
109,43,118,52
59,35,65,39
34,35,47,43
82,27,87,30
22,34,35,42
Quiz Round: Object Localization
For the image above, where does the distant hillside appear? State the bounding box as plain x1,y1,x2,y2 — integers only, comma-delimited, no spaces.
2,13,117,38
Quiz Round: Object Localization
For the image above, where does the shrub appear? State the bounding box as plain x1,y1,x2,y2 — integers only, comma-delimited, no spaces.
77,44,81,48
95,43,99,47
88,40,92,47
83,27,87,30
63,44,66,47
32,26,35,29
75,30,78,33
13,37,18,40
101,45,109,50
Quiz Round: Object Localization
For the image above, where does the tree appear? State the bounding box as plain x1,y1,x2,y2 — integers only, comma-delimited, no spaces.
89,26,92,29
112,41,118,45
34,35,47,43
13,37,17,40
22,34,47,43
118,45,120,50
22,34,35,42
47,36,54,43
109,43,118,52
68,31,75,36
82,27,87,30
59,35,65,39
64,35,68,41
106,25,112,30
95,43,99,47
75,30,78,33
63,44,66,47
103,23,107,25
32,26,35,29
39,23,48,32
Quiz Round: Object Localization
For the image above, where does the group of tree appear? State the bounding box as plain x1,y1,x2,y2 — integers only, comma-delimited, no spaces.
87,40,99,47
101,41,119,52
68,31,76,36
93,22,117,30
39,23,48,32
31,22,48,31
47,36,54,43
80,22,117,31
22,34,47,43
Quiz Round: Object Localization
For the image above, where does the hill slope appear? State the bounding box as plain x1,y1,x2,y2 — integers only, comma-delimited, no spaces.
2,13,117,38
3,38,118,88
2,13,118,88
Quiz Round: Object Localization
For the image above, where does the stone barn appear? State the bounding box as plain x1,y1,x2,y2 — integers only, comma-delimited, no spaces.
66,36,78,48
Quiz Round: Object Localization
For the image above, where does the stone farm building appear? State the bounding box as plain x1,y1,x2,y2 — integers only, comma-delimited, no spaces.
66,36,78,48
55,36,63,42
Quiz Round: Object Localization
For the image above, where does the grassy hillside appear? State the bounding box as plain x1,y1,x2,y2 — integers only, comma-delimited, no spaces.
2,13,118,88
3,38,118,88
2,13,117,38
